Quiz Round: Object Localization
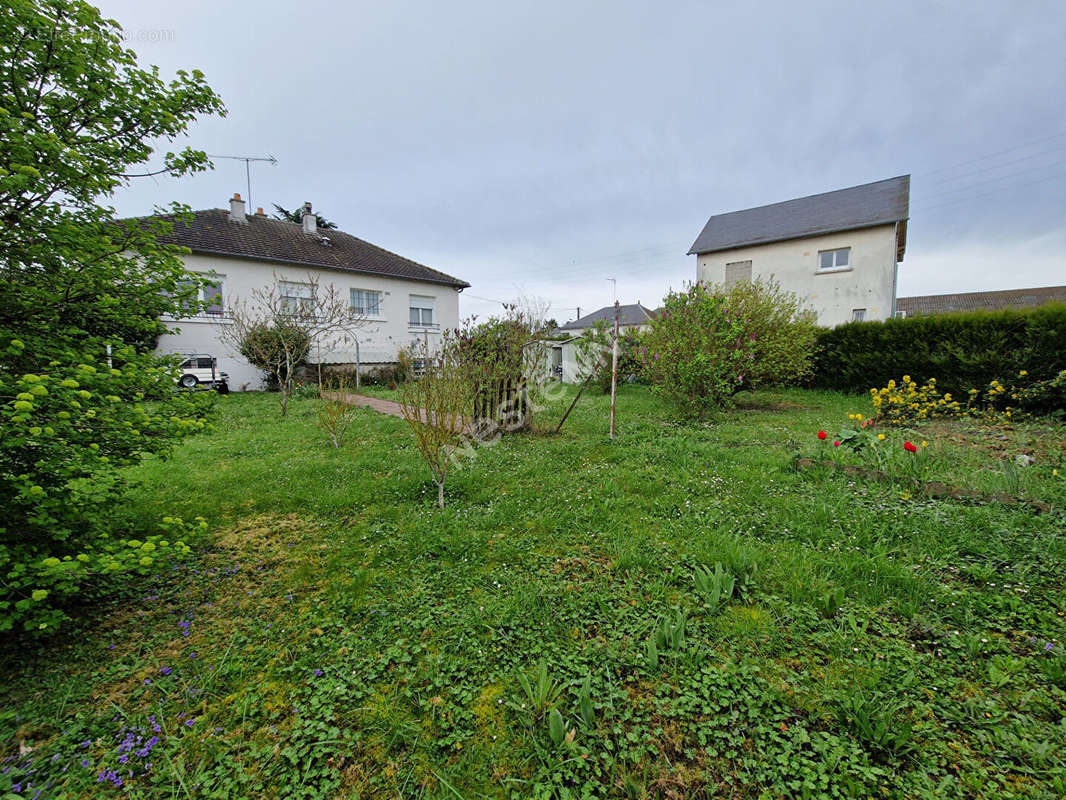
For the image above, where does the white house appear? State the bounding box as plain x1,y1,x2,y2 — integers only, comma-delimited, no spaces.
549,303,656,383
155,194,469,389
688,176,910,326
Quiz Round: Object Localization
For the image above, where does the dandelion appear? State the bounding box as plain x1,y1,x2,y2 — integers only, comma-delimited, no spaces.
877,433,885,441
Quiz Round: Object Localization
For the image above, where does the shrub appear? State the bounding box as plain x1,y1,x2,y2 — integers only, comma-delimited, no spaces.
637,283,754,418
237,320,312,391
0,0,223,632
718,279,818,391
813,304,1066,398
868,369,1066,425
0,341,212,631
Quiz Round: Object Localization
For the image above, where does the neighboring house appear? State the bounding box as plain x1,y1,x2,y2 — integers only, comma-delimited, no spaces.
549,303,656,383
689,175,910,326
895,285,1066,317
155,194,469,389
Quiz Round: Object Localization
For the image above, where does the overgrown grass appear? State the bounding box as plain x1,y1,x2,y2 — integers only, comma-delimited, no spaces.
2,386,1064,799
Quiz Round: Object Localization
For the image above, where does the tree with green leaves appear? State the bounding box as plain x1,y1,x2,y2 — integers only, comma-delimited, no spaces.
0,0,225,631
271,203,338,230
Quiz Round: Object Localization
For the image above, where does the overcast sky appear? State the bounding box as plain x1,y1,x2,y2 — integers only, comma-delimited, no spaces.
96,0,1066,324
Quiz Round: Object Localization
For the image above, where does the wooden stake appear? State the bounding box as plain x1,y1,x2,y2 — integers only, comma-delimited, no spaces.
609,300,619,439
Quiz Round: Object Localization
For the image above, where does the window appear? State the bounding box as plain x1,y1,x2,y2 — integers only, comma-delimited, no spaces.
895,310,908,319
724,260,752,288
818,247,850,270
351,288,382,316
203,280,223,316
852,308,866,322
409,295,435,326
163,275,224,316
279,280,315,313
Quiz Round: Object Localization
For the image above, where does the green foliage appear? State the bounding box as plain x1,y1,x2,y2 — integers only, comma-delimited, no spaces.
2,389,1065,798
717,278,819,391
834,691,915,759
637,283,754,418
692,562,736,609
813,304,1066,400
271,202,338,230
237,320,312,387
0,0,223,630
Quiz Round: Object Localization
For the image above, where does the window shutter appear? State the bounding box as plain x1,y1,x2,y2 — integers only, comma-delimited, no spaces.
724,260,752,288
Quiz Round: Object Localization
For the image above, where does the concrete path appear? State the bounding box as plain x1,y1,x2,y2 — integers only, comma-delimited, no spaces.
339,392,406,419
337,392,474,434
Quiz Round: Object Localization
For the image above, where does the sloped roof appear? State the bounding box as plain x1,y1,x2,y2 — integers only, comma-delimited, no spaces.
557,303,656,331
896,285,1066,316
150,208,469,289
688,175,910,256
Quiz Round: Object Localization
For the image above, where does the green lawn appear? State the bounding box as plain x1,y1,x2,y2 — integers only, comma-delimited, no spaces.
2,386,1065,799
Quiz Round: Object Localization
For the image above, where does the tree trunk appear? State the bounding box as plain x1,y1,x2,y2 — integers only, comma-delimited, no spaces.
437,481,445,509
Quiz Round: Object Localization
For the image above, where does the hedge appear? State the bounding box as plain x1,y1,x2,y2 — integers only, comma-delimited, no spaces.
812,304,1066,396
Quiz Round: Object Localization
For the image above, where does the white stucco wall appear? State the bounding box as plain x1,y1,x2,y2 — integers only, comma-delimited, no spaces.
695,224,900,327
156,253,462,390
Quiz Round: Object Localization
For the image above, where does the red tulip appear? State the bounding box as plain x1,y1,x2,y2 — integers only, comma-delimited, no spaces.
904,441,918,453
833,440,841,447
817,430,827,440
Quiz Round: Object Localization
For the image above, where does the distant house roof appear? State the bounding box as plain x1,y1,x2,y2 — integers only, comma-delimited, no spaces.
556,303,656,332
150,208,469,289
688,175,910,260
896,285,1066,316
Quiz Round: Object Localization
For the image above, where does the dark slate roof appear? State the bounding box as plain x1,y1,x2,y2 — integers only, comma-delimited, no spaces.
557,303,656,331
688,175,910,256
151,208,469,289
896,286,1066,316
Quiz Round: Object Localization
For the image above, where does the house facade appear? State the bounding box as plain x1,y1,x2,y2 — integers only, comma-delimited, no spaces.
689,176,910,326
156,195,468,389
550,303,656,383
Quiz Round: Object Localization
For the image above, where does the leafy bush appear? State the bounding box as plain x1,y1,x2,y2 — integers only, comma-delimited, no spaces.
813,304,1066,398
0,341,213,631
0,0,224,631
868,370,1066,425
237,320,312,390
718,278,818,391
636,284,755,418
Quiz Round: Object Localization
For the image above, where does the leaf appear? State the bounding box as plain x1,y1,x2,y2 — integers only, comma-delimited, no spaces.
548,707,565,746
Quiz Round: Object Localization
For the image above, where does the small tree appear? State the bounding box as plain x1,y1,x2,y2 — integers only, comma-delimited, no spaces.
316,372,359,448
219,274,365,416
719,279,818,392
397,336,470,508
637,283,755,419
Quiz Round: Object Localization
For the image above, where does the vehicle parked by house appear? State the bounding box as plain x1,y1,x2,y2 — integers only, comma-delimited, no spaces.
176,354,229,392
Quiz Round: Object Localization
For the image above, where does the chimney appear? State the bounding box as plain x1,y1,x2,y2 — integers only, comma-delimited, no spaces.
256,207,264,216
301,201,317,234
228,193,246,223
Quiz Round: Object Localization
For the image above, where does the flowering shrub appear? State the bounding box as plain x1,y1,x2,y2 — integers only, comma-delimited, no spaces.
637,284,754,419
869,376,965,424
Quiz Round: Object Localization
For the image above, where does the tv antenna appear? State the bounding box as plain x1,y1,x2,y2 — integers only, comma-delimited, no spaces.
207,154,278,209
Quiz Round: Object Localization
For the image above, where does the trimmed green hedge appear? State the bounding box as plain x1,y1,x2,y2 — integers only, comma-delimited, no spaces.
812,304,1066,395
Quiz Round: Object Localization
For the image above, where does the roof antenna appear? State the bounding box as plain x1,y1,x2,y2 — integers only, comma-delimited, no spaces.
606,277,617,303
207,154,278,209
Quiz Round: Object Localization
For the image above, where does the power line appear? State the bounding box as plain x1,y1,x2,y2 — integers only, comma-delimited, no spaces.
919,130,1066,177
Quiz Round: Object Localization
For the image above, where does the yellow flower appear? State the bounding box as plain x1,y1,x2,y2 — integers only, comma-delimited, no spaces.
848,414,855,420
878,433,886,440
1019,370,1028,376
1054,469,1060,477
921,441,927,447
856,413,862,421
